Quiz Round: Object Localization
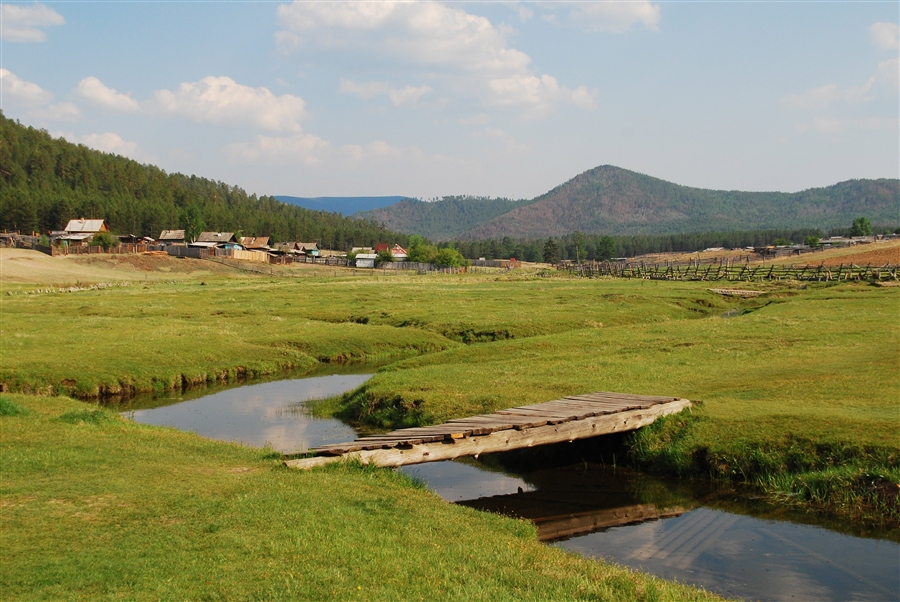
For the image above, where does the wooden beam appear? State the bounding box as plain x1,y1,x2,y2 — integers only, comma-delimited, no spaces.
284,398,691,470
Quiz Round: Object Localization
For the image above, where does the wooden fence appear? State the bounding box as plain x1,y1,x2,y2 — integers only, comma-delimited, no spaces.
559,260,899,282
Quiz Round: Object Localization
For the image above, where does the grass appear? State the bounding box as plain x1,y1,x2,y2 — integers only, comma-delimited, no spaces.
0,393,719,601
1,249,897,597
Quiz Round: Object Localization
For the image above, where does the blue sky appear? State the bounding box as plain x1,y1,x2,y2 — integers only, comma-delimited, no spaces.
1,1,897,201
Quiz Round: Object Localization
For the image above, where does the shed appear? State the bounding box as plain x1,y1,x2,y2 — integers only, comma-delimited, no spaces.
355,253,377,268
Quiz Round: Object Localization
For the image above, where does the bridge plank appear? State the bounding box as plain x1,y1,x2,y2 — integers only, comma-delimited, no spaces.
288,392,691,461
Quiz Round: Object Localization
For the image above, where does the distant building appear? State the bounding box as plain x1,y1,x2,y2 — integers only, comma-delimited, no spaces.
190,232,242,250
159,230,186,246
373,243,408,260
354,253,377,268
241,236,270,250
297,242,319,257
58,218,109,244
64,218,109,234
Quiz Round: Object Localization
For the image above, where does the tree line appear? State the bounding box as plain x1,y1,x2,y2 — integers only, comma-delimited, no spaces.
443,225,895,263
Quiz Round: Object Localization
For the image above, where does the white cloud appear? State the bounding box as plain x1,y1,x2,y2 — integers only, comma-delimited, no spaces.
389,85,433,106
0,68,53,104
225,133,330,165
340,78,432,106
544,1,661,33
277,1,594,114
783,83,850,110
487,74,596,115
877,58,899,90
869,22,899,51
0,69,82,122
340,79,390,99
0,3,64,42
470,127,531,152
28,102,81,122
459,113,490,126
812,116,899,134
226,133,428,167
75,77,140,112
782,57,898,111
153,76,308,132
78,132,156,163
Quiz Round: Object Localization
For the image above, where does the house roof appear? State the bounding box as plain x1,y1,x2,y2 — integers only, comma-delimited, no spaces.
64,219,108,233
241,236,270,248
297,242,318,250
374,243,407,255
159,229,185,240
197,232,237,243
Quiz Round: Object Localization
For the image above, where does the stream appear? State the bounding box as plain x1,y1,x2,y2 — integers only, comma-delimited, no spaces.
116,372,899,602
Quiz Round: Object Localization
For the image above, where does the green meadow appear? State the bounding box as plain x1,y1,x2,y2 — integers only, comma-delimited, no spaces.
1,253,898,599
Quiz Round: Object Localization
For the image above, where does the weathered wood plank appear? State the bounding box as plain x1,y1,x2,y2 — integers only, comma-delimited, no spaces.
285,398,691,469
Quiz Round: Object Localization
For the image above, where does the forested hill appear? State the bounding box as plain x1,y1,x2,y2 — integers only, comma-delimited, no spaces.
275,195,406,216
0,113,407,250
360,196,532,240
365,165,899,240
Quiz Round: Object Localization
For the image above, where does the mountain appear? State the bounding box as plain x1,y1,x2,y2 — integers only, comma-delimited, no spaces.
362,166,899,240
275,196,407,216
360,196,531,240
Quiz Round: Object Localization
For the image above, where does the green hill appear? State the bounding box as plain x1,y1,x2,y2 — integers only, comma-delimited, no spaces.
0,113,406,250
364,166,899,240
360,196,531,240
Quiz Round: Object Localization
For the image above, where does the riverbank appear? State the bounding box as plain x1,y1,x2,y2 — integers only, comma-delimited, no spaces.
0,392,719,601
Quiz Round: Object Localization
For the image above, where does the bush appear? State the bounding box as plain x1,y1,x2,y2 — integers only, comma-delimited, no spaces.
91,231,119,250
433,248,467,267
375,249,394,266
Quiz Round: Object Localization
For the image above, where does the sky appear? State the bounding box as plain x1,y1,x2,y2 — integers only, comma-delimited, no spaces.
1,1,898,201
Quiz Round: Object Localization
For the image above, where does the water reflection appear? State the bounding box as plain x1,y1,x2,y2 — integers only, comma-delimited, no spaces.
400,459,535,502
411,461,898,602
561,508,899,602
123,374,369,453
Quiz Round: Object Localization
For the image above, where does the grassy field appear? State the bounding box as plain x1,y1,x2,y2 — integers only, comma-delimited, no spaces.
1,247,897,598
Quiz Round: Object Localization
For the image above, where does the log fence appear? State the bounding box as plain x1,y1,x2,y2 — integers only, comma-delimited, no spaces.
558,260,898,282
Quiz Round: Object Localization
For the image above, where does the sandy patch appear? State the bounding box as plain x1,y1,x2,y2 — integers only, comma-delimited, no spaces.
0,248,239,287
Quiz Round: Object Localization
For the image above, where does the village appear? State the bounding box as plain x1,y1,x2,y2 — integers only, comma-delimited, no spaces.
0,217,895,277
0,218,426,269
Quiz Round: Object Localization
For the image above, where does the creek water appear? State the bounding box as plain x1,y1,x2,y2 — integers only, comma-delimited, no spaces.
119,373,899,602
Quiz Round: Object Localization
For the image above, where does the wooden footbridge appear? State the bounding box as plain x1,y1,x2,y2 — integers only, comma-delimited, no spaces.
284,392,691,470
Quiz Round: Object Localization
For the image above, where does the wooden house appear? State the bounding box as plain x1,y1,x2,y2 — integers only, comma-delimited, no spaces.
297,242,319,257
159,230,186,246
374,243,408,260
241,236,270,250
58,218,109,244
191,232,242,250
